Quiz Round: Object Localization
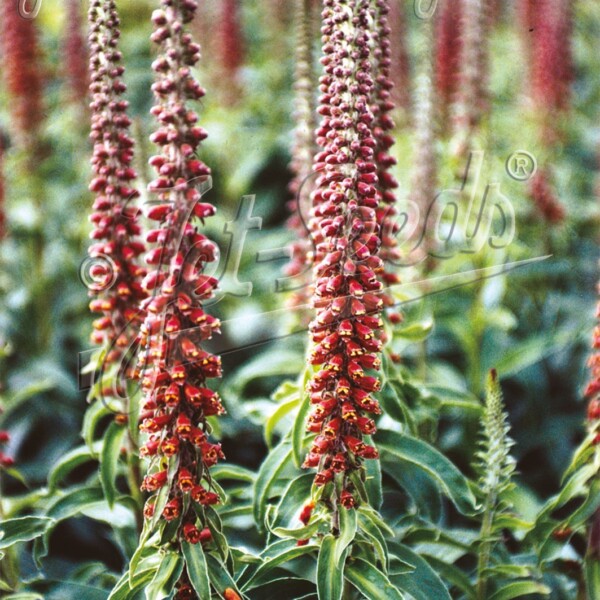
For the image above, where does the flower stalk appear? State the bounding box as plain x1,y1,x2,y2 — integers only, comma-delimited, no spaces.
303,0,389,517
285,0,318,311
135,4,226,585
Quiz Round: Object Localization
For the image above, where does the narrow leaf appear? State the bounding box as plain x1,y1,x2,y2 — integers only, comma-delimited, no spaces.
345,558,404,600
182,541,211,599
100,421,126,508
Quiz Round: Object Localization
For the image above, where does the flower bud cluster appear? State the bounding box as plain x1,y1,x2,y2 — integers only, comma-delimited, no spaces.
527,169,565,224
387,0,410,114
64,0,90,105
87,0,147,373
303,0,386,512
435,0,462,132
285,0,318,310
454,0,487,144
371,0,401,321
0,134,5,241
0,0,44,148
586,284,600,445
529,0,573,143
136,0,225,548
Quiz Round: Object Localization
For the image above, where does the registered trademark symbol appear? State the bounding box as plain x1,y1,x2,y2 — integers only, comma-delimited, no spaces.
506,150,537,181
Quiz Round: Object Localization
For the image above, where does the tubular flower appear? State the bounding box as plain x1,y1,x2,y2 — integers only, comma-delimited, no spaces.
434,0,462,133
304,0,384,513
527,168,565,224
453,0,487,152
64,0,90,105
371,0,401,321
586,276,600,447
387,0,411,114
87,0,147,383
0,0,44,148
285,0,318,311
529,0,573,142
136,0,225,546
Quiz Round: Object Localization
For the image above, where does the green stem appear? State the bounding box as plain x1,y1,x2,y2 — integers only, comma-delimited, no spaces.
476,492,496,600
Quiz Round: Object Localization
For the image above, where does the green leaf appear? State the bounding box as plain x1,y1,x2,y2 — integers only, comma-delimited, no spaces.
82,400,112,453
487,581,551,600
317,534,348,600
206,554,244,598
0,516,55,550
424,556,477,600
240,539,317,591
378,430,477,515
345,558,404,600
271,518,324,541
108,565,159,600
393,318,433,342
253,438,293,529
48,443,100,492
145,551,184,600
565,478,600,531
335,508,357,562
585,557,600,600
357,511,389,569
292,391,311,468
388,542,452,600
211,463,256,484
364,438,383,510
47,487,106,521
182,541,211,599
100,421,126,508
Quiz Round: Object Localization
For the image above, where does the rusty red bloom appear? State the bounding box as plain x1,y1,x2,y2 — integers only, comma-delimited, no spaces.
454,0,488,149
0,133,5,241
218,0,245,104
529,0,573,142
285,0,318,311
387,0,411,114
304,0,388,513
87,0,147,388
527,168,565,224
585,279,600,444
64,0,90,105
136,0,225,546
371,0,401,321
435,0,462,132
0,0,45,147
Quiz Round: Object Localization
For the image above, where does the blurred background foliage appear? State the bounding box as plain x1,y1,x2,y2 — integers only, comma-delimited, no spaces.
0,0,599,598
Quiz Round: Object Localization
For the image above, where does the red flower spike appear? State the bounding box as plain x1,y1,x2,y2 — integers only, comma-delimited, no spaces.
86,0,147,390
136,3,227,562
300,4,396,520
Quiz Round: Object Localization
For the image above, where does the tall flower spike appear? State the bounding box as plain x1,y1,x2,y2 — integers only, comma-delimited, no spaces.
527,168,565,224
435,0,462,135
529,0,573,143
371,0,401,322
87,0,147,391
0,0,45,148
304,0,384,515
64,0,90,106
586,274,600,447
410,19,437,263
0,133,5,241
285,0,318,311
453,0,487,154
218,0,245,104
387,0,411,115
137,0,226,568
